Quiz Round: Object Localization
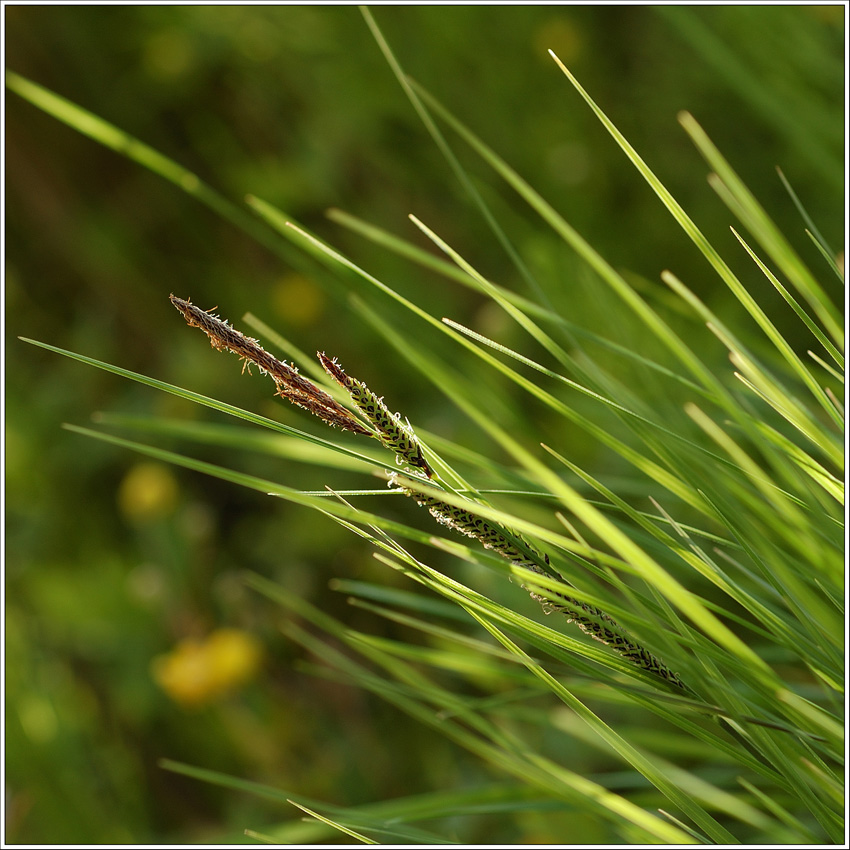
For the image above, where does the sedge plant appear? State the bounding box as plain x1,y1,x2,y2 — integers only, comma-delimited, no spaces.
9,7,844,846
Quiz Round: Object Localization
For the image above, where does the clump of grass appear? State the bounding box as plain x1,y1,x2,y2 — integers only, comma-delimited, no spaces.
389,471,687,690
10,7,843,845
172,293,687,691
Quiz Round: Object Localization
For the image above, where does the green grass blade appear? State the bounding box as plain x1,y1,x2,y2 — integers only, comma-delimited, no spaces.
678,111,843,347
466,613,749,843
405,77,757,427
165,758,519,844
655,276,842,468
284,801,378,845
19,337,380,469
328,208,717,401
442,315,808,496
4,71,307,270
546,54,844,359
58,424,459,555
805,229,846,284
91,413,378,473
258,576,699,844
273,219,707,510
775,167,838,265
729,228,844,378
358,6,548,306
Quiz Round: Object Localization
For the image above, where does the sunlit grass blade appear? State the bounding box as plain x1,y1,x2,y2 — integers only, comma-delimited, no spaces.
808,349,844,384
372,363,792,697
285,801,378,845
729,227,844,383
340,594,551,671
19,337,380,469
540,443,818,662
275,218,708,510
408,212,746,478
545,52,843,359
691,490,842,676
738,420,844,511
441,314,805,495
326,206,549,312
329,207,717,401
347,299,791,693
655,274,842,468
687,398,842,533
354,296,703,511
404,77,758,430
724,348,842,468
776,689,844,750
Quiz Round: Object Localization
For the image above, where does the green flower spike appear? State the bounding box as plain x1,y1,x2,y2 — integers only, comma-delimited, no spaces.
390,473,684,689
319,352,433,478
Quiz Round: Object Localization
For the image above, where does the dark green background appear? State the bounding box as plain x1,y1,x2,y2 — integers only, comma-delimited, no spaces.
5,5,844,843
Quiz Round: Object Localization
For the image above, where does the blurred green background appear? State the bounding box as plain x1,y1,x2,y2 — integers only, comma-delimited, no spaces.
5,5,844,844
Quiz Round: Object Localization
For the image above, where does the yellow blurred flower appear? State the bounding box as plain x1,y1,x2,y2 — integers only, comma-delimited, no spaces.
118,462,179,522
271,272,325,327
143,28,197,79
151,628,263,708
533,16,583,65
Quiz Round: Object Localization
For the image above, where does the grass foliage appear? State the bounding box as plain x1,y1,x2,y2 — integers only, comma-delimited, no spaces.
9,7,843,845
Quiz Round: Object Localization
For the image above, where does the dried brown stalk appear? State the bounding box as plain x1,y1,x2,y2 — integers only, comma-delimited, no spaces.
169,295,373,435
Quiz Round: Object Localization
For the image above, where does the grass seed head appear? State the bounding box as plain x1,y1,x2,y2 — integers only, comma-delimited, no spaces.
319,352,432,478
170,295,372,436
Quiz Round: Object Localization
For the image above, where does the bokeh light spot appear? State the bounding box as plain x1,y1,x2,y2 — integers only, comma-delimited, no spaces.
118,462,179,522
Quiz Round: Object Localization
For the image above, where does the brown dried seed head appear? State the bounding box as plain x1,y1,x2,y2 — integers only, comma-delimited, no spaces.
170,295,372,436
317,352,347,386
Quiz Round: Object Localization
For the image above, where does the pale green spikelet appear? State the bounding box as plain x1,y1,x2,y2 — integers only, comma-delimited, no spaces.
319,352,433,478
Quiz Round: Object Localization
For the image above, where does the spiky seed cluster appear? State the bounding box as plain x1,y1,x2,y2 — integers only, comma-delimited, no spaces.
521,562,685,687
319,353,432,478
391,474,684,689
170,295,372,436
